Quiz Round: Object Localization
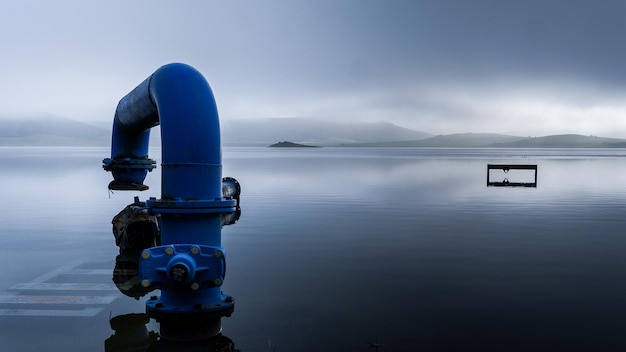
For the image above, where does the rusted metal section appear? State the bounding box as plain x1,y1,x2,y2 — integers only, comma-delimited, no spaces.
487,164,537,187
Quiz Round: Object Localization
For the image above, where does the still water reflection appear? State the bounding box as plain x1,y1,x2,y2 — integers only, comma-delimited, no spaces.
1,147,626,351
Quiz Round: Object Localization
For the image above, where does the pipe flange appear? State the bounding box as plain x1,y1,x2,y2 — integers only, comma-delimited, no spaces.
146,197,237,214
146,296,235,322
103,157,157,171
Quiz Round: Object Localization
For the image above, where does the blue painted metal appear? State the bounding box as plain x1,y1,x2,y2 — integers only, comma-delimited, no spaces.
140,245,231,314
103,63,238,339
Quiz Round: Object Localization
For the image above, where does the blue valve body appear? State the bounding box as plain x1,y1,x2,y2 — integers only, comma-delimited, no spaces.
141,244,234,318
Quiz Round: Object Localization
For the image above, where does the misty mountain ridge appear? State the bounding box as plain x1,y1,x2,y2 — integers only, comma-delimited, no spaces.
487,134,626,148
0,114,109,146
351,133,523,147
2,115,626,148
221,118,432,146
349,133,626,148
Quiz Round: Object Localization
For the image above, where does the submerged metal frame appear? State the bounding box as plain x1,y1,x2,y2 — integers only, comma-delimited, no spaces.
487,164,537,187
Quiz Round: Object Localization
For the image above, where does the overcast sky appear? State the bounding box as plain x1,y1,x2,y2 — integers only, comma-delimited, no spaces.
2,0,626,137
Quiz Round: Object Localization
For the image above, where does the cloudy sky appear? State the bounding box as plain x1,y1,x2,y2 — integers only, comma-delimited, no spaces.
2,0,626,137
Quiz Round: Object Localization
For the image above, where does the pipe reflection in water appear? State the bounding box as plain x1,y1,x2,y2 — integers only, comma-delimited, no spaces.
105,313,239,352
105,313,157,351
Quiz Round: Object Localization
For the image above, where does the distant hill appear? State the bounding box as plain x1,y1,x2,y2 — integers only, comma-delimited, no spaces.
221,118,432,146
350,133,523,147
486,134,626,148
269,141,320,148
2,114,626,149
352,133,626,148
0,114,109,146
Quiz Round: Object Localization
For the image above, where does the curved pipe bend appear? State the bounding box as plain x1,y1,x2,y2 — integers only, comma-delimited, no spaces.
107,63,222,200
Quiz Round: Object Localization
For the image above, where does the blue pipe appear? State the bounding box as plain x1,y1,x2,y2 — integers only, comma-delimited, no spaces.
103,63,237,340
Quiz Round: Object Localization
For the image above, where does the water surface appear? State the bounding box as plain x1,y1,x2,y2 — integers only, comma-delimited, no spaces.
1,147,626,351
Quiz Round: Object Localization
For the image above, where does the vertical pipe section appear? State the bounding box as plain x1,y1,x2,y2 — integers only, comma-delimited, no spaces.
149,64,222,202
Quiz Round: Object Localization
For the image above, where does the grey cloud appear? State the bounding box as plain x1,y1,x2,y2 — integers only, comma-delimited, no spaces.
2,0,626,137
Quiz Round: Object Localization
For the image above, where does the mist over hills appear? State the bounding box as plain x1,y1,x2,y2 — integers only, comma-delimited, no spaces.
349,133,626,148
351,133,523,147
219,119,626,148
0,114,109,146
2,115,626,148
220,118,432,146
488,134,626,148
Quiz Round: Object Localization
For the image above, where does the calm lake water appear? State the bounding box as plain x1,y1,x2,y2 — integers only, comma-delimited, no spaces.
1,146,626,351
